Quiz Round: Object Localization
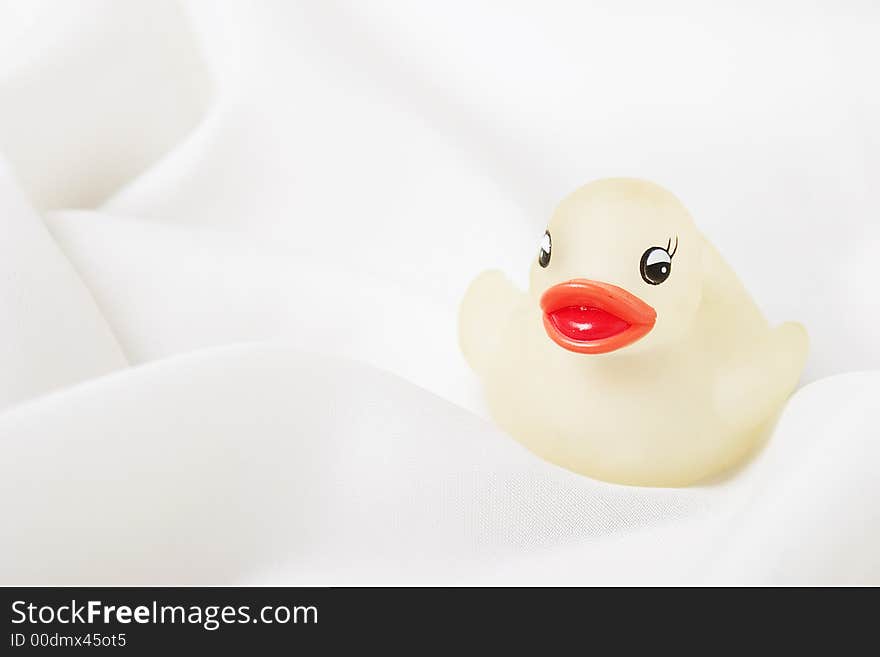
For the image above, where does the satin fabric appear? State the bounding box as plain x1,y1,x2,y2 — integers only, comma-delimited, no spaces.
1,0,877,584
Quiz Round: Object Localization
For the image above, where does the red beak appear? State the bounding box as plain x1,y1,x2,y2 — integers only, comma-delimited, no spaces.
540,279,656,354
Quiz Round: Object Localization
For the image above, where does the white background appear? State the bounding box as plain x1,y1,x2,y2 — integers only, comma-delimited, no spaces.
0,0,877,584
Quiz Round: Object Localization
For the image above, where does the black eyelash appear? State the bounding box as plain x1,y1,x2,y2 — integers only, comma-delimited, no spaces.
667,236,679,258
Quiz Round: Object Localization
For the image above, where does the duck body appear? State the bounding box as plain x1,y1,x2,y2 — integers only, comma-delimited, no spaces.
460,179,808,486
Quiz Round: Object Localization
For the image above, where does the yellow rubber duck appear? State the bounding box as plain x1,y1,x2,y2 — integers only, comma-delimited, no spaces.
459,179,808,486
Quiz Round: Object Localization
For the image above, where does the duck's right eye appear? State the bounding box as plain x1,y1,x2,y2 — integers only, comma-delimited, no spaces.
640,246,673,285
538,230,551,268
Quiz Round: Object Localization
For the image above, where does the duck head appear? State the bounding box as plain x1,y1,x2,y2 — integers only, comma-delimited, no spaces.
530,179,703,355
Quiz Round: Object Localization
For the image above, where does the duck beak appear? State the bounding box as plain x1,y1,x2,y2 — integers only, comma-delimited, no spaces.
540,279,656,354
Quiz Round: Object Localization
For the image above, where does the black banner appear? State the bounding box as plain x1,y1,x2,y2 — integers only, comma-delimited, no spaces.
0,586,867,652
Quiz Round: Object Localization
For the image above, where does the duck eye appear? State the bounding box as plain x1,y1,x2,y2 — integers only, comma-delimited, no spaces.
538,230,551,268
640,246,672,285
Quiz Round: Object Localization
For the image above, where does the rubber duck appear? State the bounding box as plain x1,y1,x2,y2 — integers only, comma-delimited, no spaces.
459,178,808,486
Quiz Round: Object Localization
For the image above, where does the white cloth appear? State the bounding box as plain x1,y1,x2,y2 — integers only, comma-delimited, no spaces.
0,0,878,584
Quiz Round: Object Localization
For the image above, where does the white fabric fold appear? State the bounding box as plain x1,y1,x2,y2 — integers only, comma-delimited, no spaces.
1,346,876,585
0,162,126,410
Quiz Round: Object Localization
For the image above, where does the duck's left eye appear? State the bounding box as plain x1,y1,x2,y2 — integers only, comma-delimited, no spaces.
538,230,551,268
640,246,672,285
